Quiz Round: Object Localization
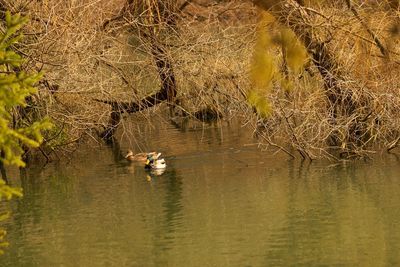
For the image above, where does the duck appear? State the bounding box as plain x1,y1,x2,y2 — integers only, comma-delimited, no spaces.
125,150,160,163
145,156,167,170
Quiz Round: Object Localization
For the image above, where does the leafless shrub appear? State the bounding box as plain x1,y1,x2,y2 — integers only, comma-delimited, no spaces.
3,0,400,159
251,0,400,159
3,0,256,153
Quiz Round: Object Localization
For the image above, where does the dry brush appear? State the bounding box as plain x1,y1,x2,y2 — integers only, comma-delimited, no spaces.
2,0,400,160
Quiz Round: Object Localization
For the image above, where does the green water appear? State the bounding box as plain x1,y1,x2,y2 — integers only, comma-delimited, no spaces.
1,120,400,266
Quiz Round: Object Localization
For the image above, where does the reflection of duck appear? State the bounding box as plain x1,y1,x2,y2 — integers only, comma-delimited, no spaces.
125,150,159,162
151,168,166,176
146,168,166,181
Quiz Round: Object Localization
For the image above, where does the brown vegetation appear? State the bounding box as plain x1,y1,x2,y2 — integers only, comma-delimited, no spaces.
251,0,400,159
2,0,400,160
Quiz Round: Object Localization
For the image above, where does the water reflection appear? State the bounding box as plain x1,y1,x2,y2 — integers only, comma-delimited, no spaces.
149,169,184,266
260,160,400,266
1,120,400,266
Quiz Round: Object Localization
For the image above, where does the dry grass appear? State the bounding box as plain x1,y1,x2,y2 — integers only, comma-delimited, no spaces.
251,1,400,159
3,0,400,159
3,0,256,152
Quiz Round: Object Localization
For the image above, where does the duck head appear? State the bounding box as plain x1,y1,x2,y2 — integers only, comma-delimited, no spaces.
125,149,134,159
145,154,154,169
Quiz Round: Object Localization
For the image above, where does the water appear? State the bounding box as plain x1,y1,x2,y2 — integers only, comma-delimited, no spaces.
1,118,400,266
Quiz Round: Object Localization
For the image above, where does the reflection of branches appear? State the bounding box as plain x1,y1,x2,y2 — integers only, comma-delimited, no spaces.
255,130,295,159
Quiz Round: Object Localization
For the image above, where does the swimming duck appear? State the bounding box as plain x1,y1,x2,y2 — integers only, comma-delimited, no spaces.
145,156,167,170
125,150,160,162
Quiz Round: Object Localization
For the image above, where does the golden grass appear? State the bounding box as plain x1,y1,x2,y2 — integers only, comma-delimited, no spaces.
4,0,400,159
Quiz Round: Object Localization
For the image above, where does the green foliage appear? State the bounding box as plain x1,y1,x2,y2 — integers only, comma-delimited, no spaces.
0,11,53,256
0,12,52,168
274,28,308,74
248,13,277,117
0,179,22,201
248,90,271,117
248,11,308,117
0,180,22,255
0,228,9,255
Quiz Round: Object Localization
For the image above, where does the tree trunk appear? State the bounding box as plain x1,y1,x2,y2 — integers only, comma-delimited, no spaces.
99,0,178,142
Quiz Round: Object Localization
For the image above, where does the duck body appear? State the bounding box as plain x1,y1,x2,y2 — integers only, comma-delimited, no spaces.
125,150,159,163
145,157,167,170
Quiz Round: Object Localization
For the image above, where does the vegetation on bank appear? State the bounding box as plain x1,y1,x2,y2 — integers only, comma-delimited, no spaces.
0,11,52,254
0,0,399,160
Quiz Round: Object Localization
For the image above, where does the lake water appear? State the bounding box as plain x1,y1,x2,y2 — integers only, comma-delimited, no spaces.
1,118,400,266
